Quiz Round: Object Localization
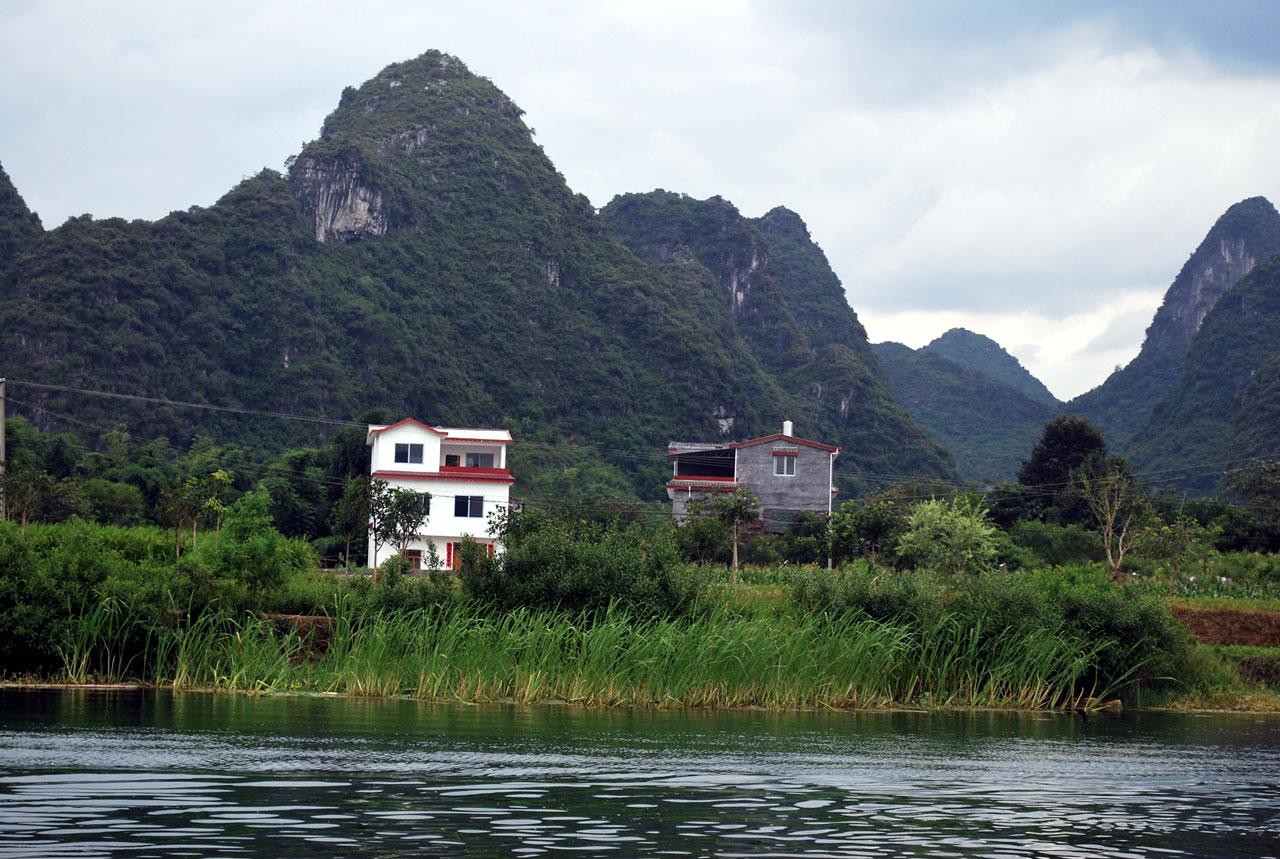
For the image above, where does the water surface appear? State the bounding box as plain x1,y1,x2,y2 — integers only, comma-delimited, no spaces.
0,689,1277,856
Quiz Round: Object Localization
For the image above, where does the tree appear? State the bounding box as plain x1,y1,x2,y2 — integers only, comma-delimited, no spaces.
709,489,759,585
674,499,729,565
1018,415,1108,524
1225,459,1280,530
894,495,997,575
331,475,371,570
370,480,431,565
830,499,905,568
1138,513,1217,595
1072,454,1145,582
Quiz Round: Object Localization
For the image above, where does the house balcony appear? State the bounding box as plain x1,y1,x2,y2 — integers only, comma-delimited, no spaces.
665,475,740,492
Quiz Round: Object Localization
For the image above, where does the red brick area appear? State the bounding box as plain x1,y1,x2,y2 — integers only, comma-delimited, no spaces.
1171,607,1280,647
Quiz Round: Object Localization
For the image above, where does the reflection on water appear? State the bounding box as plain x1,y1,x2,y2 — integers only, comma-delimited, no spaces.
0,690,1277,856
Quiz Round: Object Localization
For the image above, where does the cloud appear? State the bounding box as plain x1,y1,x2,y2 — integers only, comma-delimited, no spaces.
860,286,1163,400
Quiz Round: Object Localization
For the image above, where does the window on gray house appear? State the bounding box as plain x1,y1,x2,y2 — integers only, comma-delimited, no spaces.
773,454,796,476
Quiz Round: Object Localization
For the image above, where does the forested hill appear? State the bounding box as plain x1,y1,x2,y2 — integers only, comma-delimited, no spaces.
871,339,1058,484
599,190,955,487
1069,196,1280,445
0,162,42,270
1125,252,1280,493
0,51,956,502
924,328,1058,407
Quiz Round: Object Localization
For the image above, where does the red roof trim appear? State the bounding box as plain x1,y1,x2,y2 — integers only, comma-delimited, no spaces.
772,450,798,457
439,465,511,477
666,483,740,492
731,434,839,452
369,418,448,436
373,469,515,485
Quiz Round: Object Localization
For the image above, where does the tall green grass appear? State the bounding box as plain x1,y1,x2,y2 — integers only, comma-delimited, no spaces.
60,601,1127,711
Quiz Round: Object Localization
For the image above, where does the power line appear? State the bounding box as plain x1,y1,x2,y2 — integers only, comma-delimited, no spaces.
6,376,1279,505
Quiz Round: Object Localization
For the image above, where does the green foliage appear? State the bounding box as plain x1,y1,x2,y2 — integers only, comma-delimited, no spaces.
777,511,830,566
829,499,906,566
460,508,704,615
191,489,315,594
1018,415,1108,504
792,563,1194,699
873,340,1057,483
1008,520,1101,566
895,495,998,576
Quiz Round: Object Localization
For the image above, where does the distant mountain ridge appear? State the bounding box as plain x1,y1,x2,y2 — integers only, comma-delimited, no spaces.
924,329,1058,406
0,51,956,503
1125,251,1280,492
872,335,1059,484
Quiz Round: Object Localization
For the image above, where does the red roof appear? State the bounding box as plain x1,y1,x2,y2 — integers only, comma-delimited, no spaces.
730,433,839,453
368,418,448,436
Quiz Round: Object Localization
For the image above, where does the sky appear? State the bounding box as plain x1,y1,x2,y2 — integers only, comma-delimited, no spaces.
2,1,1278,400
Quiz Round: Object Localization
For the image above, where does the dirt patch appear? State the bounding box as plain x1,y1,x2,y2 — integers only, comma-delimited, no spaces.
1171,606,1280,647
264,614,332,651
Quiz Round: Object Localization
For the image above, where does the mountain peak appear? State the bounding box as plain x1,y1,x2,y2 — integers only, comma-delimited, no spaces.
924,328,1058,406
288,50,568,243
0,161,44,271
1069,194,1280,444
756,206,810,241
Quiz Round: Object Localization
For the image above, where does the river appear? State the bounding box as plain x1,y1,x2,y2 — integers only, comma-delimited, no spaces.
0,689,1277,856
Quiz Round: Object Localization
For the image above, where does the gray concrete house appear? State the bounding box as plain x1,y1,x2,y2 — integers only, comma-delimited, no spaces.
666,421,839,531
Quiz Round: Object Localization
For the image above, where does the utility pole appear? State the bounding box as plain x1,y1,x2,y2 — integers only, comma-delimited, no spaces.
0,377,6,521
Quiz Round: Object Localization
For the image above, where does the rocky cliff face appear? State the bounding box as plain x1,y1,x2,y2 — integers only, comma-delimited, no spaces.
1069,196,1280,445
292,155,387,242
1127,251,1280,493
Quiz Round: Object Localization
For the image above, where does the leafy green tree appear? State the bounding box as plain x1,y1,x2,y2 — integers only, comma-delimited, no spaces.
1225,459,1280,530
1138,513,1217,594
1018,415,1109,524
895,495,997,576
331,475,371,570
370,481,430,565
830,499,905,568
674,499,729,565
709,489,760,585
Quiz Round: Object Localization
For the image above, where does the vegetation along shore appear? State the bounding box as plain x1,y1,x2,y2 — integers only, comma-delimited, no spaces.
3,410,1278,713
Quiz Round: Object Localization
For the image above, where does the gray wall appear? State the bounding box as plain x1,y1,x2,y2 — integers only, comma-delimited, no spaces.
736,443,833,526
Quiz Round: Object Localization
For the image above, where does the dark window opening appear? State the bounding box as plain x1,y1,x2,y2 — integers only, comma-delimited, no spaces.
465,452,495,468
395,443,424,464
455,495,484,518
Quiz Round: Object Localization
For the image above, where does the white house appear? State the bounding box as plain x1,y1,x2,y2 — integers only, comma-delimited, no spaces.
366,418,513,570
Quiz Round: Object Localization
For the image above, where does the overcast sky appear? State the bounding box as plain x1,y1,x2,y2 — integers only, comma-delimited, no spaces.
3,1,1278,399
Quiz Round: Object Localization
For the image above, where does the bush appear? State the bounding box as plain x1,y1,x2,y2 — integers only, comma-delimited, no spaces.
191,489,315,594
895,496,997,575
1008,520,1100,567
461,512,705,615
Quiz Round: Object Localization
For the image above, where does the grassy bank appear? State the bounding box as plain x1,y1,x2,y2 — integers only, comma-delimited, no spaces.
3,518,1274,712
55,600,1134,710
